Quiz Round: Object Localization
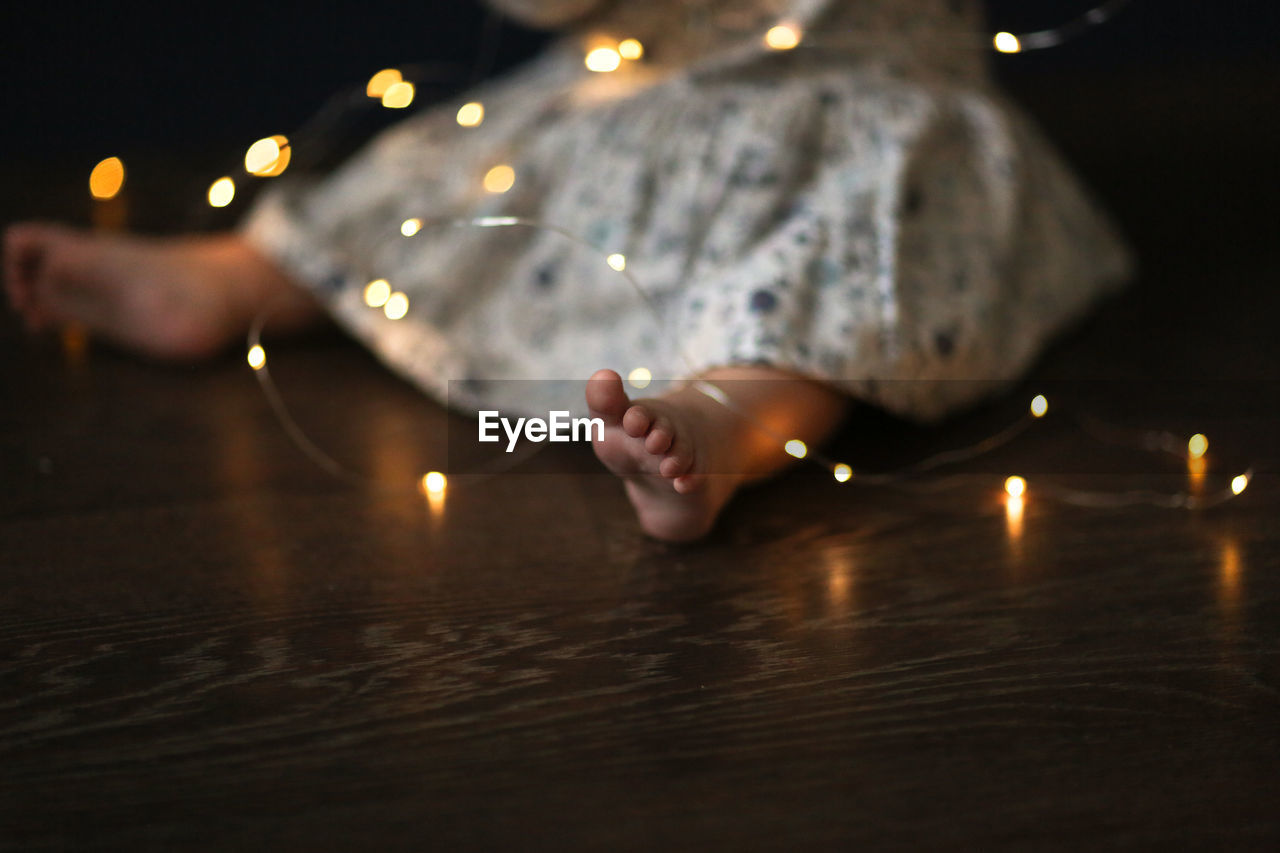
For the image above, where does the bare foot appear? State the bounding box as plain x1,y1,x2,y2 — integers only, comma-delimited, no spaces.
587,369,746,542
3,223,319,360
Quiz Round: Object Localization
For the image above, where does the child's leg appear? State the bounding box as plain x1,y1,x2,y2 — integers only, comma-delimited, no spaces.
3,225,319,359
587,366,849,542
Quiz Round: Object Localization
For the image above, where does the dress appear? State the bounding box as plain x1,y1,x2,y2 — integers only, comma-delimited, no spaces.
240,0,1133,421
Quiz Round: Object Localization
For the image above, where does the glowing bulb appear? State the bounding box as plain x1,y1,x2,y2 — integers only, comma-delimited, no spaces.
243,135,284,175
1188,433,1208,459
764,23,801,50
422,471,447,494
483,164,515,194
383,292,410,320
246,344,266,370
400,217,422,237
606,253,627,272
206,177,236,208
1231,474,1249,495
88,157,125,200
785,439,808,459
993,32,1022,53
1030,395,1048,418
1005,475,1026,498
382,81,415,109
584,46,622,72
618,38,644,60
627,367,652,389
456,101,485,127
833,463,853,483
258,136,292,177
366,68,402,98
363,279,391,308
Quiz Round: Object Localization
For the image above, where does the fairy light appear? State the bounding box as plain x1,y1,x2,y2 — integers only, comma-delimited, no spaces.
258,136,292,177
993,32,1022,54
456,101,485,127
584,46,622,72
1005,476,1027,498
606,253,627,272
244,136,288,176
89,157,125,200
366,68,402,98
785,439,808,459
382,81,415,109
764,23,802,51
246,344,266,370
363,279,391,308
401,217,422,237
383,292,410,320
618,38,644,60
483,164,515,194
1188,433,1209,459
1231,474,1250,496
1030,395,1049,418
207,177,236,208
833,463,853,483
627,367,652,389
421,471,447,494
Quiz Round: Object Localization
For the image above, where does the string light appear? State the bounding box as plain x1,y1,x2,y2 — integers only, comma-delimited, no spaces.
1231,474,1250,495
366,68,402,98
606,253,627,272
993,32,1022,54
1188,433,1209,459
382,81,415,109
421,471,447,495
764,23,802,51
88,157,125,200
785,439,808,459
618,38,644,61
363,279,391,308
244,136,290,177
456,101,485,127
482,164,515,193
584,46,622,72
627,367,652,389
400,217,422,237
246,344,266,370
207,177,236,208
383,292,410,320
1030,394,1049,418
833,463,853,483
1005,476,1027,498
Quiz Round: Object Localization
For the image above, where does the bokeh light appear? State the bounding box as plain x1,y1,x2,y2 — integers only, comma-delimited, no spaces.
89,157,125,200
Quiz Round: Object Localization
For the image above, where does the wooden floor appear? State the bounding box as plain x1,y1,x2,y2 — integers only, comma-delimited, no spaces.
2,66,1279,849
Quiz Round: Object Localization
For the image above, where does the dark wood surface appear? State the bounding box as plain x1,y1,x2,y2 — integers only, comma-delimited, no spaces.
3,66,1279,850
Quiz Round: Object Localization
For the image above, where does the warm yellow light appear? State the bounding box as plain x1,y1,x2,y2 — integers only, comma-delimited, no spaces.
400,217,422,237
381,81,415,109
993,32,1022,53
618,38,644,60
1005,494,1025,540
606,253,627,272
244,137,281,176
258,136,292,177
366,68,402,98
784,439,807,459
483,164,516,194
247,344,266,370
584,46,622,72
764,23,801,50
383,292,410,320
627,367,651,389
422,471,447,494
89,156,125,200
1188,433,1209,459
207,177,236,208
1231,474,1249,495
1030,394,1048,418
456,101,485,127
833,463,853,483
1005,475,1026,498
363,279,391,308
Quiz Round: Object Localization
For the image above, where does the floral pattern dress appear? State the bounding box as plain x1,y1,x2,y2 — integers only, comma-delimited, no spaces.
241,0,1133,420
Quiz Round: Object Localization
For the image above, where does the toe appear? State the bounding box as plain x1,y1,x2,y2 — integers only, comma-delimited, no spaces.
645,419,674,454
622,404,653,438
585,369,630,423
660,450,693,479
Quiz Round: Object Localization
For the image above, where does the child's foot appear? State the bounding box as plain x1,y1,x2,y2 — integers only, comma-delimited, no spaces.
3,224,319,360
586,369,746,542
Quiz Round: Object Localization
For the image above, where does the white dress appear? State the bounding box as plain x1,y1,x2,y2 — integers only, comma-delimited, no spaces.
241,0,1133,420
